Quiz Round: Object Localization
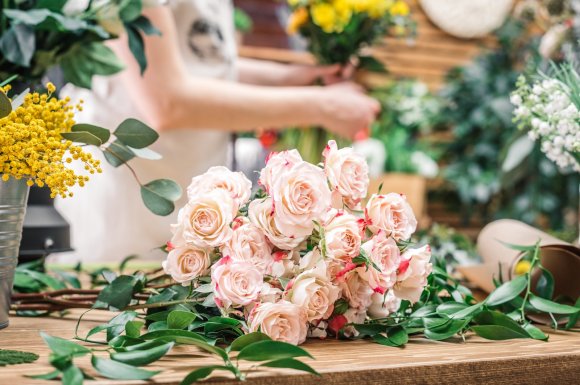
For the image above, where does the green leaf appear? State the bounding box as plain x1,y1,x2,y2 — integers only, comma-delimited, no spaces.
91,356,159,380
0,349,39,366
450,302,485,320
71,124,111,144
436,302,469,315
20,270,67,290
424,318,470,341
61,131,103,146
472,325,529,340
260,358,320,376
528,294,580,314
119,0,142,22
0,92,12,119
125,25,148,74
128,146,162,160
140,330,227,359
103,140,136,167
111,341,174,366
237,341,312,362
474,311,529,337
132,16,161,36
167,311,196,330
27,370,61,380
40,332,91,357
565,297,580,330
387,326,408,346
60,43,124,89
141,179,182,216
485,275,527,306
535,268,555,300
62,364,84,385
114,118,158,149
179,366,237,385
94,275,143,311
523,323,549,341
0,24,35,67
125,321,144,338
229,332,272,352
358,55,388,73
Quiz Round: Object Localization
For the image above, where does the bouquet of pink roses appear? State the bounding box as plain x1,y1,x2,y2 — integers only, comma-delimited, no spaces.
163,141,431,345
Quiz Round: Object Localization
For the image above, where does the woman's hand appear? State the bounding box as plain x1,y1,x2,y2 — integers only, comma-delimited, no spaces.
315,82,381,140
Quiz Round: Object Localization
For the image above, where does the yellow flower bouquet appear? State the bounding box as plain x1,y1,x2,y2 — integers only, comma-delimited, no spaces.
287,0,415,68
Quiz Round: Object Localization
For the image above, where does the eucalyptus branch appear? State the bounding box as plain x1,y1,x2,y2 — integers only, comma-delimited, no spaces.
102,147,143,186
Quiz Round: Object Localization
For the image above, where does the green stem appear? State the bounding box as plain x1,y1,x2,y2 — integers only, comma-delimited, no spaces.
519,242,541,322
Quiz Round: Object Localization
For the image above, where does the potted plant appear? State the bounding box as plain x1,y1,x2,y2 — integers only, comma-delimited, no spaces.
357,79,442,226
0,82,181,329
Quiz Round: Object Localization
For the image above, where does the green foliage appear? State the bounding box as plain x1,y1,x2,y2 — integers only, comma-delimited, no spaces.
0,1,158,88
140,179,183,217
440,18,579,230
371,79,443,174
0,349,39,366
233,8,253,34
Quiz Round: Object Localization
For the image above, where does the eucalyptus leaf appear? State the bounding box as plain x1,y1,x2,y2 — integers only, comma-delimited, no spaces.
71,124,111,144
128,146,162,160
110,342,174,366
528,294,580,314
0,24,35,67
91,356,159,380
125,25,147,74
0,92,12,119
119,0,142,22
237,341,312,362
61,131,103,146
132,16,161,36
103,140,136,167
141,179,182,216
114,118,158,149
260,358,320,376
486,275,527,306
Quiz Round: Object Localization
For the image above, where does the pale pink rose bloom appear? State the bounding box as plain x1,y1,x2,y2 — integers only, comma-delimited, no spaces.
259,282,283,303
270,161,332,239
162,246,211,285
187,166,252,209
339,269,374,310
171,189,236,249
220,218,274,275
298,248,323,272
248,198,305,250
394,245,432,303
284,261,341,322
342,308,367,338
211,257,263,309
368,291,401,319
248,300,308,345
365,193,417,241
322,209,363,263
258,149,303,193
358,233,401,294
322,140,369,210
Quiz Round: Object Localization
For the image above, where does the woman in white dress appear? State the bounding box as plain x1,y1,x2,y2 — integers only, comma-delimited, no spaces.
56,0,380,262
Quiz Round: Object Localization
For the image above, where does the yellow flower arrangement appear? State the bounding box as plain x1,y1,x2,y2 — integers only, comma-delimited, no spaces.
0,84,101,198
287,7,309,34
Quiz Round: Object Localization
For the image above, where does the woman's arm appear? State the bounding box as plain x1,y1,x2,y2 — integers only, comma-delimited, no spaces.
109,7,379,138
237,58,347,86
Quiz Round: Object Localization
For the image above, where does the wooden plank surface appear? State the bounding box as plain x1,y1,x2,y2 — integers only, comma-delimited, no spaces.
1,310,579,384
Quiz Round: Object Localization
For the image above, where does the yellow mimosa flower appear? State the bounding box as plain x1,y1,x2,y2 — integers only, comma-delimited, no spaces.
390,0,409,16
287,7,309,34
311,3,337,33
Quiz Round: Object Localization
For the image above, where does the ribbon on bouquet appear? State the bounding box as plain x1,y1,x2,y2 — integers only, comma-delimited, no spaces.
458,219,580,310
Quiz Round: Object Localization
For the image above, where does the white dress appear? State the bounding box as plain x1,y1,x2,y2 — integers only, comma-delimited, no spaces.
55,0,237,262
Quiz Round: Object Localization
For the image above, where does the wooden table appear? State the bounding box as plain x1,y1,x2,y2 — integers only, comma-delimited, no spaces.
1,310,579,385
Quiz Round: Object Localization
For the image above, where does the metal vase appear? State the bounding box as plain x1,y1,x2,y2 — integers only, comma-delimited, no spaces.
0,178,30,330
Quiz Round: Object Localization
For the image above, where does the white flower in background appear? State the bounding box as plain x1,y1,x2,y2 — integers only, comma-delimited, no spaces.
162,246,211,285
394,245,432,303
352,138,387,179
62,0,90,16
171,189,236,249
248,300,308,345
323,140,370,210
410,151,439,178
539,24,569,59
187,166,252,210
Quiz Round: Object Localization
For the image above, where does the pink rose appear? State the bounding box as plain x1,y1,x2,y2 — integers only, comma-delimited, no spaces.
368,291,401,319
248,197,305,250
270,161,332,239
220,218,274,275
394,245,432,303
358,233,401,294
322,209,363,263
248,300,308,345
342,308,367,338
365,193,417,241
259,282,283,303
187,166,252,209
211,257,263,309
162,246,211,285
171,189,236,248
323,140,369,210
339,269,374,310
284,261,341,322
258,150,303,193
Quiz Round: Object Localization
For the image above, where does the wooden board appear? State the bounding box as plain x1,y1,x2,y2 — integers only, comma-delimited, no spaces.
1,310,579,384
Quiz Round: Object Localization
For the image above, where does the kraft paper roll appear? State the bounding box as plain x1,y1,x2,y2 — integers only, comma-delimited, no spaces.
458,219,580,303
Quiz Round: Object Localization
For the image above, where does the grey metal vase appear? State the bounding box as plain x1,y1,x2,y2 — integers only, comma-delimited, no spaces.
0,178,30,330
